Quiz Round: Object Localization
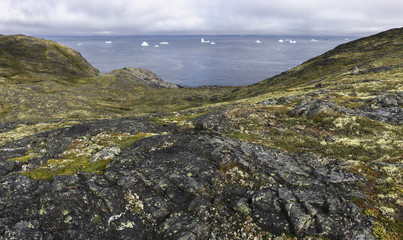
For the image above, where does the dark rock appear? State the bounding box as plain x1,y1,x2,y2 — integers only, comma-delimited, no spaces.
0,117,375,239
288,98,352,117
289,96,403,124
376,94,402,107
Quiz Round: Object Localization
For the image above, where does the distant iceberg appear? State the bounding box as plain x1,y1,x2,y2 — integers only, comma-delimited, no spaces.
201,38,210,44
155,45,159,48
310,39,319,42
77,43,82,46
255,40,262,44
159,42,169,45
210,41,216,45
278,39,284,43
105,41,112,44
289,40,297,44
141,41,149,47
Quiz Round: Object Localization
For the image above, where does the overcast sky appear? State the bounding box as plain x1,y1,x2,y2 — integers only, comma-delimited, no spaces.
1,0,402,36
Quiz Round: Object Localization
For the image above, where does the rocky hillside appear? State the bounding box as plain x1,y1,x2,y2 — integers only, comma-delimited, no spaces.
0,28,402,239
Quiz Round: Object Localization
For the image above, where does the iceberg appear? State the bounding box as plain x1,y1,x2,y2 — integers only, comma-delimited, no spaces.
159,42,169,45
105,41,112,44
77,43,82,46
210,41,216,45
155,45,159,48
289,40,297,44
141,41,149,47
278,39,284,43
255,40,262,44
310,39,319,42
201,38,210,43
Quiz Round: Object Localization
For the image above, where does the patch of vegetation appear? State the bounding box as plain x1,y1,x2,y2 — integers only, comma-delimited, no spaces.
7,151,40,163
223,104,403,239
20,132,155,181
0,121,80,147
148,110,212,128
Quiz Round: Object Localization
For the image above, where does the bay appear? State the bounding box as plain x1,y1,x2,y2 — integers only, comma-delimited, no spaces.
44,35,355,87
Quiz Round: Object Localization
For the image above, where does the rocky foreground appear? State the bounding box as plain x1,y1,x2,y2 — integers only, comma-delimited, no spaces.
1,29,402,239
1,116,374,239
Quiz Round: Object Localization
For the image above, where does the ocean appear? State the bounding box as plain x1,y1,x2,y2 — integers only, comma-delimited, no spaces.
44,35,355,87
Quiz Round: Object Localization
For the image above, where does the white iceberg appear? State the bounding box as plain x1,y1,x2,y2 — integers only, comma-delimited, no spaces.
155,45,159,48
310,39,319,42
141,41,149,47
105,41,112,44
77,43,82,46
210,41,216,45
278,39,284,43
289,40,297,44
201,38,210,43
255,40,262,44
159,42,169,45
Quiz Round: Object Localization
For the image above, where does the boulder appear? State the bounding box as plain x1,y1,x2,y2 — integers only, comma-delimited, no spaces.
91,145,121,162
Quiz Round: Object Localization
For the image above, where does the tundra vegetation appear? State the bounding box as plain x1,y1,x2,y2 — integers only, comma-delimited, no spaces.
0,29,402,239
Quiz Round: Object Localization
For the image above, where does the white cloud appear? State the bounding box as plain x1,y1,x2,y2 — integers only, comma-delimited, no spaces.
0,0,402,35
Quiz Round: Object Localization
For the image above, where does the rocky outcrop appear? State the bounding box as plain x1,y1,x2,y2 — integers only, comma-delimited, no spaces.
109,68,180,89
286,93,402,124
0,116,375,239
288,98,352,117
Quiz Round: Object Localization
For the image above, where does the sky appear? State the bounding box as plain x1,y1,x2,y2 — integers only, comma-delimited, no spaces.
1,0,402,36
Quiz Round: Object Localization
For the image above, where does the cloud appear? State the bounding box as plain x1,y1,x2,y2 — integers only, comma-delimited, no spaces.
0,0,402,35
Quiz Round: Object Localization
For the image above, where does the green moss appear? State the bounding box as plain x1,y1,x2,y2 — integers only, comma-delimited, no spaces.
19,132,156,181
7,151,39,163
110,132,155,149
91,215,102,224
21,156,111,181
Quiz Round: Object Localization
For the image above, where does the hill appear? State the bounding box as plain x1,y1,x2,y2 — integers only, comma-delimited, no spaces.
0,28,402,239
0,34,99,81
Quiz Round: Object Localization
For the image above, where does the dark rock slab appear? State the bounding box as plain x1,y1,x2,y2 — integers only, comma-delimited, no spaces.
0,116,375,239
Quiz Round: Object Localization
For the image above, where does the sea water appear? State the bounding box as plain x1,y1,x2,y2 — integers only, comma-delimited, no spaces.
44,35,355,87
